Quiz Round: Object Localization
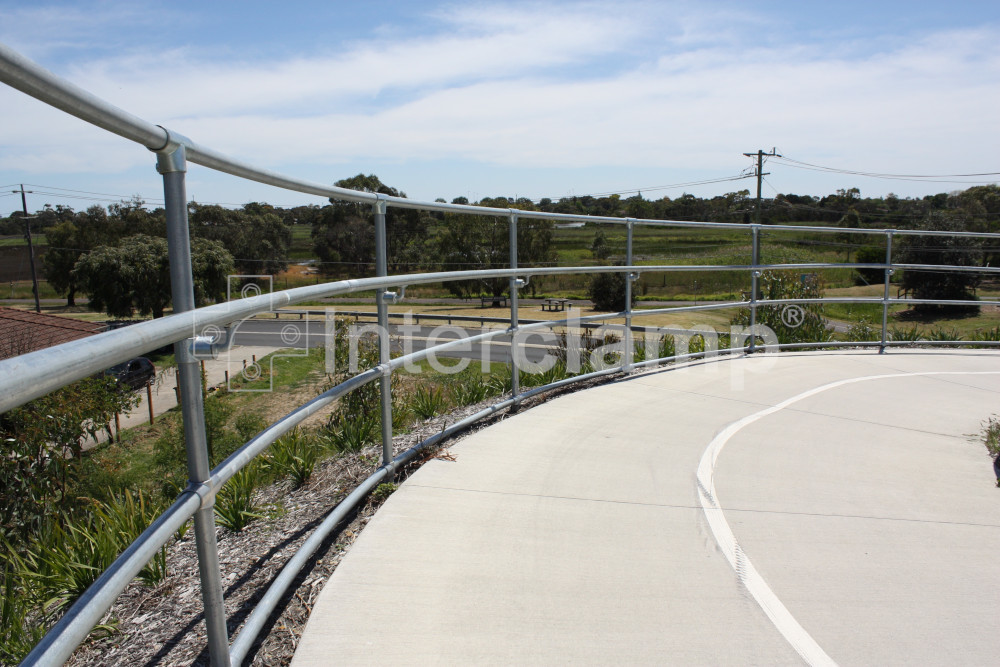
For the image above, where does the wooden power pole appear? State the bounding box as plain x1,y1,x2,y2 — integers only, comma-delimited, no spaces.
18,184,42,313
742,149,781,264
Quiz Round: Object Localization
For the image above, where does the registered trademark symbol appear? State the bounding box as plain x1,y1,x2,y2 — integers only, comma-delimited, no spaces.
781,305,805,328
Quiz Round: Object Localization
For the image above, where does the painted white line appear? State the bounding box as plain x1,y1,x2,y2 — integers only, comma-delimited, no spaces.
696,370,1000,667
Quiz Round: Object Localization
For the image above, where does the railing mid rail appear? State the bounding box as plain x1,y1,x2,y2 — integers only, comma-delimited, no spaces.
4,41,1000,666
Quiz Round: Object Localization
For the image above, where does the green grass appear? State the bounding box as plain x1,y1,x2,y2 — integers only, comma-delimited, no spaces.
1,279,61,300
0,234,47,247
287,224,314,260
291,221,864,300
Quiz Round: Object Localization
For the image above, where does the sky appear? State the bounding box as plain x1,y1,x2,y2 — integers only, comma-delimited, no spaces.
1,0,999,214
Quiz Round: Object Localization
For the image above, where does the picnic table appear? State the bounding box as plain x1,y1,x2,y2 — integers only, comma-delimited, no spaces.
541,298,571,312
480,295,508,308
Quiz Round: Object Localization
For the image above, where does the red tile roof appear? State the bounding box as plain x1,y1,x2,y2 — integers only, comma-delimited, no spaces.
0,307,103,360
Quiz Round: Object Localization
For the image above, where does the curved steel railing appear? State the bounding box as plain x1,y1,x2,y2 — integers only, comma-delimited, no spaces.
4,41,1000,666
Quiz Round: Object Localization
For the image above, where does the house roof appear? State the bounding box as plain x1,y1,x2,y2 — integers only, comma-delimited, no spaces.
0,307,103,360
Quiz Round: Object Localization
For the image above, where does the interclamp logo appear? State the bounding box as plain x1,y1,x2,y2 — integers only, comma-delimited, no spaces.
324,307,781,391
191,299,781,394
191,275,310,392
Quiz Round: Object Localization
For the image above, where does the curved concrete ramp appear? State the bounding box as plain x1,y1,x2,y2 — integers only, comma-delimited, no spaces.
292,351,1000,666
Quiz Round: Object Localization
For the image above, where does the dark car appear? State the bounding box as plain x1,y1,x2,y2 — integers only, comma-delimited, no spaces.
105,357,156,390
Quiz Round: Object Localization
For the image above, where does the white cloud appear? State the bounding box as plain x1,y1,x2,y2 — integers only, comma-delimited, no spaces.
1,2,999,201
62,2,642,119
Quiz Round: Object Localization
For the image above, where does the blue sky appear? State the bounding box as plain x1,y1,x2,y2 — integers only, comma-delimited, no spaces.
1,0,999,213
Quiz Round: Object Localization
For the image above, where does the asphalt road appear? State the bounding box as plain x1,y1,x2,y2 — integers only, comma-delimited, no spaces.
229,315,851,367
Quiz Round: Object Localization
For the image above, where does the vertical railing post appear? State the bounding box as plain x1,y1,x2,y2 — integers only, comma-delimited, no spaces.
508,212,520,402
624,219,634,372
750,224,760,353
373,197,394,471
154,134,231,667
880,230,895,354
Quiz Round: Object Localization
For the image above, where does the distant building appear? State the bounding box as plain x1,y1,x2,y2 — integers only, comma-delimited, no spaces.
0,307,102,360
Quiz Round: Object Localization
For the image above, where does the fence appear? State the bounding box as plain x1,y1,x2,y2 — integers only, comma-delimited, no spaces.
3,41,1000,666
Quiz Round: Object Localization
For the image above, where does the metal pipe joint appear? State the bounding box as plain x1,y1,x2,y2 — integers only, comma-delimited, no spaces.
152,126,192,174
381,286,406,304
187,479,219,510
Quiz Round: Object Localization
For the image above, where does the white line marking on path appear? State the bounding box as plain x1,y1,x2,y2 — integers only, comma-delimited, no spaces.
696,370,1000,667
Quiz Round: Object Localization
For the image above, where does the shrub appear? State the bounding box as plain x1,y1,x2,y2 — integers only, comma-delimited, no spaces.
526,361,570,387
328,415,379,453
847,318,879,342
486,364,513,397
897,212,983,316
202,397,238,465
234,412,268,443
214,464,264,532
12,489,167,626
854,245,887,286
731,271,830,344
0,377,138,542
449,372,490,406
264,429,320,488
0,564,46,664
981,417,1000,487
411,385,448,420
370,483,398,504
323,328,406,443
888,325,922,342
588,268,635,312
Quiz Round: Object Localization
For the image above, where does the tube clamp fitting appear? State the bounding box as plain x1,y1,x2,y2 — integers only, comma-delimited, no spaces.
152,126,192,174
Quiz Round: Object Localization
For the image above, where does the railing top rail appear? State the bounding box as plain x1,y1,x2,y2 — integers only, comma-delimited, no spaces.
6,41,1000,239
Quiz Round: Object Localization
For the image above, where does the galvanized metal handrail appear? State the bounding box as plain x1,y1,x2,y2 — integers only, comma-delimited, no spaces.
6,259,1000,415
4,40,1000,667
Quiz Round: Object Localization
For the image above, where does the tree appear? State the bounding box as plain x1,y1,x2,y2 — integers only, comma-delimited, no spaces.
1,377,138,541
436,213,509,299
588,267,635,312
42,201,160,306
897,211,983,315
73,235,233,319
835,207,863,262
189,202,291,275
591,228,610,261
435,200,555,301
313,174,432,275
42,220,84,306
854,245,886,286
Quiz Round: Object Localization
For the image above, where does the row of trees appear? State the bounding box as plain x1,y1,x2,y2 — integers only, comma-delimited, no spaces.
309,175,557,298
1,199,292,317
531,184,1000,231
5,183,998,239
3,181,998,317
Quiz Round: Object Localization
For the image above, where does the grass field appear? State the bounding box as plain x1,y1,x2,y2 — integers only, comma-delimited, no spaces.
0,233,46,247
287,223,314,260
9,217,997,335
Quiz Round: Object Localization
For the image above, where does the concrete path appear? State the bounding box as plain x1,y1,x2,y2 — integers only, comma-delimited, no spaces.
292,351,1000,666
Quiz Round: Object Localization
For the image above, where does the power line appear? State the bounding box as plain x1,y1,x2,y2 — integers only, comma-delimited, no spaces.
20,183,165,202
7,182,311,210
772,156,1000,184
535,174,754,203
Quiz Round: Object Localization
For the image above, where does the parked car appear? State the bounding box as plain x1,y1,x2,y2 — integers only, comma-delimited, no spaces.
105,357,156,390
